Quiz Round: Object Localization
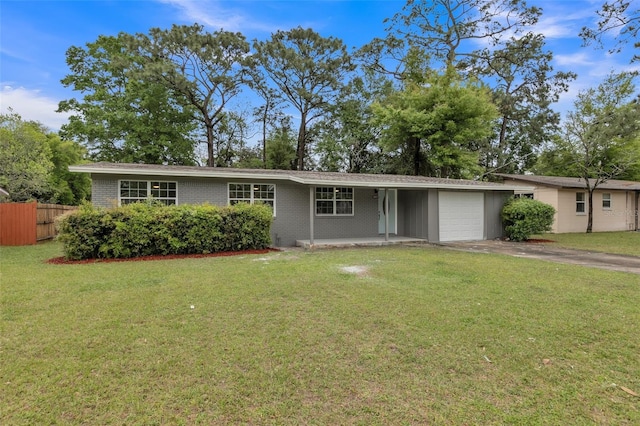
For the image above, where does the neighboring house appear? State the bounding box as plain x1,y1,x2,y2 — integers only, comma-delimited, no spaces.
496,174,640,233
69,162,529,247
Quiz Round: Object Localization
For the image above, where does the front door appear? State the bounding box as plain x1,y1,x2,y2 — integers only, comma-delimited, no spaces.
378,189,397,234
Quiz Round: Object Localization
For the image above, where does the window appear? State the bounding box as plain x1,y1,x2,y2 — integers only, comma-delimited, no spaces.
119,181,177,205
315,186,353,216
228,183,276,214
602,193,611,209
576,192,585,214
515,193,534,199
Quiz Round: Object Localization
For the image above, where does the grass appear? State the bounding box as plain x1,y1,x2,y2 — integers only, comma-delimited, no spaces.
531,231,640,256
2,242,639,425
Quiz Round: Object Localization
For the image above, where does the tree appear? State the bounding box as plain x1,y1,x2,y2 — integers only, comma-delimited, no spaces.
131,24,253,167
0,112,54,202
372,68,497,178
212,111,251,167
47,134,92,205
386,0,540,70
58,34,198,165
480,33,575,176
580,0,640,62
265,122,297,170
562,72,640,232
314,73,392,173
253,27,355,170
247,70,285,167
0,111,90,204
366,1,570,177
531,135,577,176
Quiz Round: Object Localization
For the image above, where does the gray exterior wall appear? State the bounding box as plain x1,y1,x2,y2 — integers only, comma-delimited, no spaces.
398,189,432,240
91,174,379,247
484,190,511,240
397,188,509,242
90,173,511,246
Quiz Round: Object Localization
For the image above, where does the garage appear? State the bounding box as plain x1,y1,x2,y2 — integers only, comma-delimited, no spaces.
438,191,485,242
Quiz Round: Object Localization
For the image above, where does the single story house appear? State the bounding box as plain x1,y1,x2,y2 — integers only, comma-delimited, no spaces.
496,174,640,233
70,162,530,247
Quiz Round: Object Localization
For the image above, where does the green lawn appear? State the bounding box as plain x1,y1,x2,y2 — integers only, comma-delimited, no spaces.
531,231,640,256
2,242,639,425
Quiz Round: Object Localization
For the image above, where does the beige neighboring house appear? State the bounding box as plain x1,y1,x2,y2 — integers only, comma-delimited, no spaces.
496,174,640,233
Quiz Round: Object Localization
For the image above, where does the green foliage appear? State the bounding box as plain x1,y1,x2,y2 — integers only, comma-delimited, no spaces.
481,33,575,175
47,134,92,204
0,111,91,204
56,202,273,260
314,74,392,173
58,33,198,165
135,24,253,167
58,33,196,165
0,111,55,202
253,27,355,170
372,68,497,178
580,0,639,62
265,126,296,170
502,197,555,242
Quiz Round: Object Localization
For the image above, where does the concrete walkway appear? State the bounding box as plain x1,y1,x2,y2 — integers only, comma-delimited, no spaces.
438,240,640,275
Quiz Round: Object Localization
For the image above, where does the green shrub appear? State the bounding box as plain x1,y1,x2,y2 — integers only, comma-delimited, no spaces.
502,197,555,242
56,201,273,260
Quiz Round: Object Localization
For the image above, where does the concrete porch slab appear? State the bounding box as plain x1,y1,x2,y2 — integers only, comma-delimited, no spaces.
295,236,429,249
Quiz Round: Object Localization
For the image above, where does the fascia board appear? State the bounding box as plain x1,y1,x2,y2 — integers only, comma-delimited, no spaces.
69,165,529,191
68,165,294,182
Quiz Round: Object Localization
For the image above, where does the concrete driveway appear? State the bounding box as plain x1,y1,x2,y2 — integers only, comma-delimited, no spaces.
438,240,640,275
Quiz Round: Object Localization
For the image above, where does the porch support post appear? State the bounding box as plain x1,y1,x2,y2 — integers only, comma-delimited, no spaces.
309,186,315,246
384,188,389,242
632,191,640,231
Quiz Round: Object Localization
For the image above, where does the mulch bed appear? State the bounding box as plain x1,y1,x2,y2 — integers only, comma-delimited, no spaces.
47,248,280,265
525,239,556,243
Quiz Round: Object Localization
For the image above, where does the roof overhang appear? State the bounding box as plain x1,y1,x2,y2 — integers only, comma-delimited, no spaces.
69,164,530,192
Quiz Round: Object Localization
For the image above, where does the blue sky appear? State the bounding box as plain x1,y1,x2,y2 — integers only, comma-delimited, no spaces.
1,0,637,132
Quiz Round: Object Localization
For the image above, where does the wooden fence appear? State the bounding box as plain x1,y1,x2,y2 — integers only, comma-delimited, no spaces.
0,202,77,246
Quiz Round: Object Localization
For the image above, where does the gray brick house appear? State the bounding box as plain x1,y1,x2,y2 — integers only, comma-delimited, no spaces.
70,162,528,247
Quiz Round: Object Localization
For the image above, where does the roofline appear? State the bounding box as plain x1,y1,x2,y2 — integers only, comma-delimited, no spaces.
69,164,529,191
495,173,640,191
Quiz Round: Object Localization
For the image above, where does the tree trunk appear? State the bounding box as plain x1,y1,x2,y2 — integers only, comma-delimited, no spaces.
206,122,215,167
587,188,594,233
295,112,307,171
261,103,268,167
496,115,509,170
413,136,421,176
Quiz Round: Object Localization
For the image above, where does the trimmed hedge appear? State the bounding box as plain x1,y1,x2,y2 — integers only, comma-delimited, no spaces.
502,197,555,242
56,201,273,260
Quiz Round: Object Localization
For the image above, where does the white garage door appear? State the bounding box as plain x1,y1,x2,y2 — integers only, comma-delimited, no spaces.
439,192,484,242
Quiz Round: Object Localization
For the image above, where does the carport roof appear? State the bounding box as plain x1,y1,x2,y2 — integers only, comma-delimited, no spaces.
495,173,640,191
70,162,527,191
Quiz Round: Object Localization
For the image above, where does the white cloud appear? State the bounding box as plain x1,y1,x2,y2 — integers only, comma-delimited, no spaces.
157,0,278,33
0,86,70,131
554,51,595,66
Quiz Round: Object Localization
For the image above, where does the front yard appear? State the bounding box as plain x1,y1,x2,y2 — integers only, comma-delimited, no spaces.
2,242,639,424
531,231,640,256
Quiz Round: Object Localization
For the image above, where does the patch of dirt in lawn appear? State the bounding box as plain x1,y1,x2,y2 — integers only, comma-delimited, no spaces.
340,265,370,277
47,248,280,265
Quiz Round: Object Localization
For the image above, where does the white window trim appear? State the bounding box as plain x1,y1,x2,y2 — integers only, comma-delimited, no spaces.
227,183,276,216
602,193,612,210
576,192,586,215
118,180,178,206
315,186,355,217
